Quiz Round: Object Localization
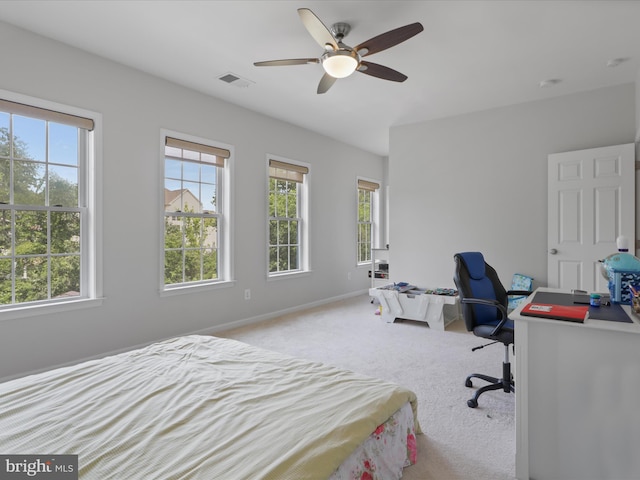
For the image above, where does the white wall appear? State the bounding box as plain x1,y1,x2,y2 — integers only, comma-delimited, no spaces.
0,22,384,379
637,69,640,143
389,83,636,290
636,70,640,253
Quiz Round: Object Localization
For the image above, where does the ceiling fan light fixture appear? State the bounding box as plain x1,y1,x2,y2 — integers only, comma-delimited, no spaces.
322,50,359,78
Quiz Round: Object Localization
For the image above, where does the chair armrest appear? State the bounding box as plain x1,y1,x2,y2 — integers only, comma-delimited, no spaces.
461,297,510,337
506,290,533,296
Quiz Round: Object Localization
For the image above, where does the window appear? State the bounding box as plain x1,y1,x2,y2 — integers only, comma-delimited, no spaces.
162,134,232,290
357,178,380,264
0,97,96,310
268,158,309,276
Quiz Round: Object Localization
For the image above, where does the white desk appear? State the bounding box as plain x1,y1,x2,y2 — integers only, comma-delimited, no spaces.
514,288,640,480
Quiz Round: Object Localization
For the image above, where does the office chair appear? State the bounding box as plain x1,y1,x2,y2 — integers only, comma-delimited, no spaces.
453,252,532,408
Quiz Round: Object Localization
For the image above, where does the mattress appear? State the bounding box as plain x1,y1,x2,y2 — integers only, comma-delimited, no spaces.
0,335,420,479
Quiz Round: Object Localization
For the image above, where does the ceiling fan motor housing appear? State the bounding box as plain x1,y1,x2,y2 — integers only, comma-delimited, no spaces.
331,22,351,41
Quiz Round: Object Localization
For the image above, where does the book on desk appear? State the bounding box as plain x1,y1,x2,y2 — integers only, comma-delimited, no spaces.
520,303,589,323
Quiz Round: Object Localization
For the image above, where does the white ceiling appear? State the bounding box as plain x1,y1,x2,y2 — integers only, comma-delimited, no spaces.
1,0,639,156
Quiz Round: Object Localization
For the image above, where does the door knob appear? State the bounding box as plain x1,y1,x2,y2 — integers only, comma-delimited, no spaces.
549,248,558,255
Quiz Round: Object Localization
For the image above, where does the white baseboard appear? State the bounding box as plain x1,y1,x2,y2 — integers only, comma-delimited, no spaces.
203,288,368,335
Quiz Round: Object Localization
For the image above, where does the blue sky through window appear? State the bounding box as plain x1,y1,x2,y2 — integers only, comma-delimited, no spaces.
11,116,78,166
165,155,218,213
1,112,80,202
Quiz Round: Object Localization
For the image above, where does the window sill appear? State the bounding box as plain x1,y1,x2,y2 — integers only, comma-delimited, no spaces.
267,270,312,282
160,280,236,297
0,297,104,321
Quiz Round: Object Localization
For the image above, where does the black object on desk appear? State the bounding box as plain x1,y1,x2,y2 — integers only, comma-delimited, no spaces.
532,291,633,323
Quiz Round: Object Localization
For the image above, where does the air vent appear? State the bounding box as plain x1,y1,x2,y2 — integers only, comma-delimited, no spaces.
218,72,254,88
539,78,562,88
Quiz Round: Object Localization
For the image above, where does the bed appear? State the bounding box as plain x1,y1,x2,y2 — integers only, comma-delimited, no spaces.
0,335,420,479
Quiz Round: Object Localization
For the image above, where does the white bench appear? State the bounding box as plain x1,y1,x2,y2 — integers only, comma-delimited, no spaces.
369,287,460,331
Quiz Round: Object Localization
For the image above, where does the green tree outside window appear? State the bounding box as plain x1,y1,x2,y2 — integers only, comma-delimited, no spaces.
0,122,81,305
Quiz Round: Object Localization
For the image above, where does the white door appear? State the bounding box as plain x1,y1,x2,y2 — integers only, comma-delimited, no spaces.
548,143,635,292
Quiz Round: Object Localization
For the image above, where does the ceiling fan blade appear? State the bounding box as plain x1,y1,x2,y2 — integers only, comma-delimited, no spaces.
254,58,319,67
317,73,337,94
298,8,338,50
354,22,424,57
358,61,407,82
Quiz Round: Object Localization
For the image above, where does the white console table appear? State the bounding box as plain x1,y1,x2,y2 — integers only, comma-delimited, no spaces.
368,287,460,331
513,288,640,480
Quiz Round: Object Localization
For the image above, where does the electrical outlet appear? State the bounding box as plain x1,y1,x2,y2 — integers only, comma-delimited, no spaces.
347,272,351,280
244,289,251,300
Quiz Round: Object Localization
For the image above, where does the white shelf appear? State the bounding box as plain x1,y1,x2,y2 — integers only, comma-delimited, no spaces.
371,248,390,288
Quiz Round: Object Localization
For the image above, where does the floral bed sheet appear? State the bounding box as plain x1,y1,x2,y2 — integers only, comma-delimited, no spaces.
330,402,418,480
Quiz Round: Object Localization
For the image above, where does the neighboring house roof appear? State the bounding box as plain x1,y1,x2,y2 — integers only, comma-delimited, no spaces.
164,188,202,213
164,188,182,206
54,291,80,298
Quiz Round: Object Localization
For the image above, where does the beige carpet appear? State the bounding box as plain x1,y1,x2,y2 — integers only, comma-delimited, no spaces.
217,294,515,480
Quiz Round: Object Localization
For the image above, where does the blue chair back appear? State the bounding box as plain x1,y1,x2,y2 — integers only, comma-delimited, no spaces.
454,252,508,329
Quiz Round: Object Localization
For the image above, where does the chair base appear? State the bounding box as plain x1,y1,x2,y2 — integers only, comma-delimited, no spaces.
465,360,514,408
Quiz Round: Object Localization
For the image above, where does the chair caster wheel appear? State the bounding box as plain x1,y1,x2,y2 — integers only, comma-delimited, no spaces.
465,379,473,388
467,399,478,408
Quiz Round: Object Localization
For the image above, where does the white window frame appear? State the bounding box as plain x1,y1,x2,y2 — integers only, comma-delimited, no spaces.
159,129,234,295
356,177,380,267
0,89,103,320
266,155,310,279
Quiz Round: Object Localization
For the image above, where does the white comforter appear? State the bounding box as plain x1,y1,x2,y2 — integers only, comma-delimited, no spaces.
0,335,419,479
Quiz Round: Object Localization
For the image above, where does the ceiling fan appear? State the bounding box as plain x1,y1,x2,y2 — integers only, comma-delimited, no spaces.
254,8,424,94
